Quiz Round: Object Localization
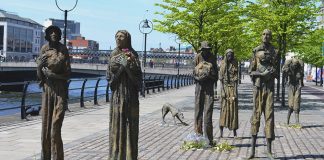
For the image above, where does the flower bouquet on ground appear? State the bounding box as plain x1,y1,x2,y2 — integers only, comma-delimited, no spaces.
181,133,210,151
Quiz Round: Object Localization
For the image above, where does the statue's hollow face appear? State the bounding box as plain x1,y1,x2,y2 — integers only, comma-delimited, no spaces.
201,48,211,57
49,30,60,42
226,52,234,62
262,30,272,43
115,32,127,49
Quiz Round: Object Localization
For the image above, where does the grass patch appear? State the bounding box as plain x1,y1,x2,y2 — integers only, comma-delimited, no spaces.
212,142,235,152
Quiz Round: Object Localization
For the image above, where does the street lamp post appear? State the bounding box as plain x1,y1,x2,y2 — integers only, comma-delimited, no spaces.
139,19,153,97
55,0,78,46
175,37,181,89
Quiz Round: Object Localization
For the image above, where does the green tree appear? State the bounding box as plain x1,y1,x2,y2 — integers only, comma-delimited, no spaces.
154,0,252,61
245,0,320,106
295,28,324,66
295,28,324,84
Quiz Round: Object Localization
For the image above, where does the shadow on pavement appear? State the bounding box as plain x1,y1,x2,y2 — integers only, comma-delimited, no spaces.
301,124,324,129
276,154,324,160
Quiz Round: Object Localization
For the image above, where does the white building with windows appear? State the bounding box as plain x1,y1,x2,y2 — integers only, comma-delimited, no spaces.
0,9,43,61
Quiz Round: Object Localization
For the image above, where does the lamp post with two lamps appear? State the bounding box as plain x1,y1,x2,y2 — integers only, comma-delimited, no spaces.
139,19,153,97
55,0,78,45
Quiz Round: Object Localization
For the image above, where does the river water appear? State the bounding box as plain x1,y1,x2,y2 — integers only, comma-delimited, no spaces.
0,74,179,116
0,77,109,116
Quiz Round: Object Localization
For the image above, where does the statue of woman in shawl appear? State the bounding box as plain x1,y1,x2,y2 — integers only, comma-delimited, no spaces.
219,49,239,138
107,30,142,160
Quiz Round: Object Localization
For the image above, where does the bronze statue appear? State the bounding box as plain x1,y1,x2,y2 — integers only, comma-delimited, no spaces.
107,30,142,160
37,25,71,160
282,57,304,124
248,29,278,159
219,49,238,138
193,41,218,146
162,103,188,126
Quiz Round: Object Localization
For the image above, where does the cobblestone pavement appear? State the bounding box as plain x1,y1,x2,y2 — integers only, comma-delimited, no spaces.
1,77,324,160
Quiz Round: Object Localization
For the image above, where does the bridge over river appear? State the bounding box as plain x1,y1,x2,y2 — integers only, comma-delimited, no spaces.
0,62,193,76
0,62,194,90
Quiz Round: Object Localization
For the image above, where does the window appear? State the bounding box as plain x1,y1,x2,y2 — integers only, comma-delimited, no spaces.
20,28,27,52
26,30,33,52
0,26,3,50
7,26,14,51
14,27,20,52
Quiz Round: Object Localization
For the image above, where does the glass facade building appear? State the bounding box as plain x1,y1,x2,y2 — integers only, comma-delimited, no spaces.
6,26,33,53
0,9,43,61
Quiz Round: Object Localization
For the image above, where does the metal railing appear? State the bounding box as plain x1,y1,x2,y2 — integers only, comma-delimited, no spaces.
0,74,194,119
0,78,109,119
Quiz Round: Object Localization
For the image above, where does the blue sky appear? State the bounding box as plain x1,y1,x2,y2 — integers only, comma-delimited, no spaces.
0,0,176,50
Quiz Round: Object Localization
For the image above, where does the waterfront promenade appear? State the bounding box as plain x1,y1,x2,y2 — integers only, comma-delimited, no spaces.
0,77,324,160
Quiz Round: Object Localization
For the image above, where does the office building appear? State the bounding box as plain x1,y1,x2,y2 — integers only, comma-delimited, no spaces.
0,9,43,61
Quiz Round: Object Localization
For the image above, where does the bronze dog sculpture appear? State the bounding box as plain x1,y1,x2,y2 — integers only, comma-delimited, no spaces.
162,103,188,126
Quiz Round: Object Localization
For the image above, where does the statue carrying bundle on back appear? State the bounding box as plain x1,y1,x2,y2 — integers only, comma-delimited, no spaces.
282,57,304,125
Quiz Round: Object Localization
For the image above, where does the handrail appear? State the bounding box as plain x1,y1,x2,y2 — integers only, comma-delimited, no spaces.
0,74,194,119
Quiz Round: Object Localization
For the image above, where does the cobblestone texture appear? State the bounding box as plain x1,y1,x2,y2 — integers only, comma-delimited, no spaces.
1,77,324,160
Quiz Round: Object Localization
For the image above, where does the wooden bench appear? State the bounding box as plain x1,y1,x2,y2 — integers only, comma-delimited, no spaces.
145,79,164,94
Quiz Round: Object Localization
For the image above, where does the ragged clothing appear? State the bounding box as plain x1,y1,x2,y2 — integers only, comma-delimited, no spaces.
193,52,217,144
219,57,238,130
248,43,278,140
282,58,304,111
107,48,142,160
37,43,71,160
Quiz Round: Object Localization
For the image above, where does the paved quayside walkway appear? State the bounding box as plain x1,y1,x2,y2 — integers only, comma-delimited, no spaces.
0,77,324,160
